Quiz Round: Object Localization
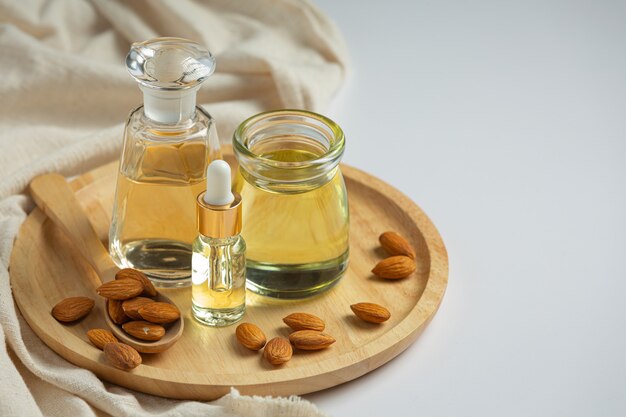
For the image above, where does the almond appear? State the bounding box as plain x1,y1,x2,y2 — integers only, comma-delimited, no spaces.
235,323,266,351
96,279,143,300
289,330,335,350
107,299,130,324
122,321,165,341
122,297,155,320
103,342,142,371
138,302,180,324
87,329,118,350
350,302,391,323
371,255,416,279
379,231,416,259
283,313,325,332
51,296,94,322
115,268,157,297
264,337,292,365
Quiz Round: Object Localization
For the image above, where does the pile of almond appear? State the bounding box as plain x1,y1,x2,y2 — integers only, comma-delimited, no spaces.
235,312,336,366
235,303,393,367
50,268,180,371
94,269,180,369
372,231,417,279
96,269,180,344
231,231,417,366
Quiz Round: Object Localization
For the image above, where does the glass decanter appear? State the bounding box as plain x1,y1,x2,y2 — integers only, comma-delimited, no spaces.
109,37,221,287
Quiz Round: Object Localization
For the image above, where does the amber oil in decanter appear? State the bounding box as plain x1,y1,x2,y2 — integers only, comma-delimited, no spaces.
109,38,220,287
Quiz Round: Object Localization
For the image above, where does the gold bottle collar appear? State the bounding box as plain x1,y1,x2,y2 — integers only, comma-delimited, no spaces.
196,191,242,238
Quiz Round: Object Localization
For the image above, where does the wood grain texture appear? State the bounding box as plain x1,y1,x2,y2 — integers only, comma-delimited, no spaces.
10,152,448,400
29,173,118,282
29,173,184,354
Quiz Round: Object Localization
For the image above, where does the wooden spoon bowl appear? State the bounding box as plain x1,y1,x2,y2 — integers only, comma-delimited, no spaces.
103,292,183,353
29,174,183,353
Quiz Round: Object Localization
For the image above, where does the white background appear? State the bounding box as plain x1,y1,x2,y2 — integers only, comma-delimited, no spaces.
305,1,626,416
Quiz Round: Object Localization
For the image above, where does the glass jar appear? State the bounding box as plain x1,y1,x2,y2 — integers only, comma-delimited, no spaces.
233,109,349,299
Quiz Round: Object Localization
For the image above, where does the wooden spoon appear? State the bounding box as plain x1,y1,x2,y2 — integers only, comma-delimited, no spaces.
29,173,183,353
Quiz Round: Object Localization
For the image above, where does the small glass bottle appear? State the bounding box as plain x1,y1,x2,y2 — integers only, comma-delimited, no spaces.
233,109,349,299
192,160,246,326
109,38,221,287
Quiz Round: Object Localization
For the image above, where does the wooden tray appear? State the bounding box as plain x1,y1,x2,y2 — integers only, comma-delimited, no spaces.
10,154,448,400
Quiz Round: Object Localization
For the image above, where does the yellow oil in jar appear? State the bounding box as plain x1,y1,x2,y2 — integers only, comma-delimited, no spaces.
234,146,350,298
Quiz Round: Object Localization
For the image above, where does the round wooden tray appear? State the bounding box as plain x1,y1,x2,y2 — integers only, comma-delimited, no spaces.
10,154,448,400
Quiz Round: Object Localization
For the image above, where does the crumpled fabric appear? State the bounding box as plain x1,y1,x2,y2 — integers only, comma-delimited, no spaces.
0,0,347,415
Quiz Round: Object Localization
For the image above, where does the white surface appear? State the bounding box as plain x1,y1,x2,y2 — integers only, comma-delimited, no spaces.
305,1,626,416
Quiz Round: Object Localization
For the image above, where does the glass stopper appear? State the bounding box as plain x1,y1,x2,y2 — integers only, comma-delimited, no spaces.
126,37,216,90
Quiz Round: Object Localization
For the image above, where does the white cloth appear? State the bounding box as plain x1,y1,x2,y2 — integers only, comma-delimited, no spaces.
0,0,348,415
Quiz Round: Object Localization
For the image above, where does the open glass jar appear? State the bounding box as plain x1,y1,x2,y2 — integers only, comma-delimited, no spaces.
233,110,349,299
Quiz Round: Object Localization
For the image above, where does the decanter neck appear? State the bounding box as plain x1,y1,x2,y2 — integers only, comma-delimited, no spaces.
140,85,198,124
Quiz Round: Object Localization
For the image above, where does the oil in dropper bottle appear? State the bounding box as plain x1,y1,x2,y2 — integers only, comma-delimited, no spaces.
192,160,246,326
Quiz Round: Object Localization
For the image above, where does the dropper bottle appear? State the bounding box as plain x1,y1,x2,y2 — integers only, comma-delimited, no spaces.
192,160,246,326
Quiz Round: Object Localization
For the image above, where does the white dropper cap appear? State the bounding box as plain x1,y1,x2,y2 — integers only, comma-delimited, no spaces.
203,160,235,206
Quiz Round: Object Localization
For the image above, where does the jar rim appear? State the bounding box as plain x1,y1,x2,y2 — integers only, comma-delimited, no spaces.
232,109,345,170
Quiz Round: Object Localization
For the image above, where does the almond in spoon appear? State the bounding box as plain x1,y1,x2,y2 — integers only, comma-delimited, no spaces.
97,279,143,300
122,297,155,320
138,302,180,324
115,268,157,297
107,299,130,324
122,321,166,341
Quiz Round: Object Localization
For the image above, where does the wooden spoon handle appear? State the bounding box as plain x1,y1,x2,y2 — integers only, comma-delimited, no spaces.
29,173,118,282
